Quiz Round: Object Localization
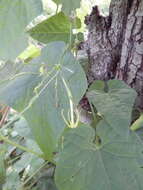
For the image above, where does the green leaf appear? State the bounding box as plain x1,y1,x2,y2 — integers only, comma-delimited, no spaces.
14,117,33,139
0,61,18,81
52,0,60,4
39,41,87,104
13,152,44,174
97,120,143,168
23,42,87,159
18,45,41,62
62,0,81,15
0,0,43,60
76,32,84,42
87,80,137,137
28,12,81,45
0,61,41,109
54,0,81,15
0,61,51,158
3,169,21,190
55,125,143,190
88,80,105,92
97,120,143,149
0,42,87,160
37,178,58,190
28,12,72,44
72,17,81,29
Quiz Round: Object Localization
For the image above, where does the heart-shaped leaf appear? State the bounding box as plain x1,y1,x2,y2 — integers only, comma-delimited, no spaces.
55,124,143,190
0,42,87,160
87,80,137,137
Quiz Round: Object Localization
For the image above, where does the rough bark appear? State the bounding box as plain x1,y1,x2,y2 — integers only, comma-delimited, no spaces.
84,0,143,112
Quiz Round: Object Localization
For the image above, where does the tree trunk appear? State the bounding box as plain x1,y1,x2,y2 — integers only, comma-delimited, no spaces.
84,0,143,112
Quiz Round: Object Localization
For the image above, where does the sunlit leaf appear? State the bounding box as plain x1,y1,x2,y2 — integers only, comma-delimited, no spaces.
18,45,41,62
28,12,81,44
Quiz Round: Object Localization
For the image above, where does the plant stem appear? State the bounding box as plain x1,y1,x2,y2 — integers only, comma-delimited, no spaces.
0,133,44,159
